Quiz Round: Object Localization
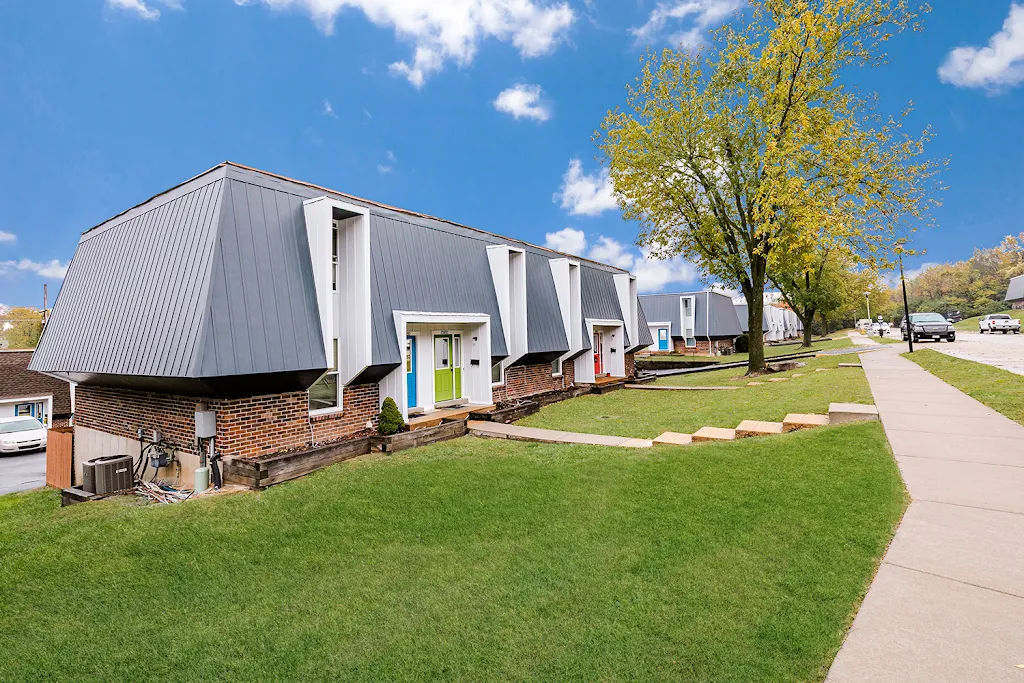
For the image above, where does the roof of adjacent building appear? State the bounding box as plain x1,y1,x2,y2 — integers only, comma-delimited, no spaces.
639,291,743,339
1006,274,1024,302
733,303,770,333
1,350,72,414
32,163,639,395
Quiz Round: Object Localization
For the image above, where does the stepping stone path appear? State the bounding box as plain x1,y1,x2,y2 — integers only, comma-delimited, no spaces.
692,426,737,442
747,381,765,386
814,368,830,372
652,432,692,446
625,384,740,391
828,402,879,424
767,377,791,382
783,413,831,431
791,373,806,377
735,420,785,438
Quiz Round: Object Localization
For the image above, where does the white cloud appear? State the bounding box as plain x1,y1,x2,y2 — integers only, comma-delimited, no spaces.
386,149,395,161
493,84,552,122
0,259,70,280
709,282,739,299
544,227,587,255
554,158,618,217
939,3,1024,92
903,261,939,281
322,99,337,117
107,0,181,21
234,0,575,88
587,236,635,270
377,164,393,174
631,0,741,50
0,231,15,244
631,251,699,293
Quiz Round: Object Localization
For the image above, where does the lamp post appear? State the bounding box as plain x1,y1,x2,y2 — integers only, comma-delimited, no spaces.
899,252,914,353
864,291,871,322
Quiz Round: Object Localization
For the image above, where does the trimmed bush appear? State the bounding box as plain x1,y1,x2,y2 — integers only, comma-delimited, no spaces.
377,397,406,436
735,333,750,353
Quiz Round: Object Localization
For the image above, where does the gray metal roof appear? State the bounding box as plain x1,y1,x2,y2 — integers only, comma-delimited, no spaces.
1006,274,1024,302
639,291,743,339
733,303,769,333
30,167,329,394
630,302,654,351
525,251,571,355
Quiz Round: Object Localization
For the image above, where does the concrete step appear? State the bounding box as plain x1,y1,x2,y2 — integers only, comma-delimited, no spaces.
653,431,693,446
838,362,863,368
782,413,830,431
620,438,654,449
828,402,879,424
735,420,785,438
692,426,736,442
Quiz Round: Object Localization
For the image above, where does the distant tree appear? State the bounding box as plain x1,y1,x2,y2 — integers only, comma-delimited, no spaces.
771,247,851,347
599,0,943,374
0,307,43,348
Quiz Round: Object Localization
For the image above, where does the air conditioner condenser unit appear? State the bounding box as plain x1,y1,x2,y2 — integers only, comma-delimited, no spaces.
82,455,134,495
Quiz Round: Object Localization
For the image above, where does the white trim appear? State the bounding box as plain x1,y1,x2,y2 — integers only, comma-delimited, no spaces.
0,394,54,426
575,318,626,383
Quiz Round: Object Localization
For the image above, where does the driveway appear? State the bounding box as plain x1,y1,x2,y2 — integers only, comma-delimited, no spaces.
928,330,1024,376
0,450,46,496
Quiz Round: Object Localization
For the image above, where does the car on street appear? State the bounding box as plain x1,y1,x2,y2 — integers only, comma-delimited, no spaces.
944,310,964,323
901,312,956,343
0,417,48,455
978,314,1021,334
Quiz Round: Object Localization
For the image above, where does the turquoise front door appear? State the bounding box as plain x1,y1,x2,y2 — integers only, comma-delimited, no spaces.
405,336,417,408
658,327,669,351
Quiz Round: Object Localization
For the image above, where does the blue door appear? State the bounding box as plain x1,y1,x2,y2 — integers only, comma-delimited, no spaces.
405,336,417,408
658,327,669,351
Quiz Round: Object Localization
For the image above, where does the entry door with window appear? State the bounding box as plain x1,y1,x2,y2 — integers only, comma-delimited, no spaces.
658,327,669,351
406,336,417,408
593,331,604,376
433,334,463,403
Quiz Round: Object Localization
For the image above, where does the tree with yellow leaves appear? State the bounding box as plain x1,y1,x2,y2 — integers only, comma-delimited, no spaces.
600,0,945,373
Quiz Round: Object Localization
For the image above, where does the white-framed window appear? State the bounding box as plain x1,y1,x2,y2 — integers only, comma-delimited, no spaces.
685,337,697,348
331,222,339,292
491,361,504,385
551,357,562,377
309,339,340,413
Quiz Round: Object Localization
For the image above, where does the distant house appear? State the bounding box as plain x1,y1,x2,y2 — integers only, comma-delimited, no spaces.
1007,275,1024,310
734,303,769,340
640,291,743,355
0,349,73,427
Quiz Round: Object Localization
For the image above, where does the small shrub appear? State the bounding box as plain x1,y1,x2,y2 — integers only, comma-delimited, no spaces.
377,397,406,436
735,333,750,353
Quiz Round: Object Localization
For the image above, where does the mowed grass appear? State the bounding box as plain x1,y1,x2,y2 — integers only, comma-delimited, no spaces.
953,309,1019,332
521,354,873,438
0,425,903,682
903,348,1024,427
641,337,854,364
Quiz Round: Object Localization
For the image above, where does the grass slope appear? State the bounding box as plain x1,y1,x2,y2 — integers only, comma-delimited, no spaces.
641,337,854,364
0,425,902,682
521,354,872,438
953,309,1019,332
902,349,1024,427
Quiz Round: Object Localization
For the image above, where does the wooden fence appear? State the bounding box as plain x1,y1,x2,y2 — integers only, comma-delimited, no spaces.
45,427,74,489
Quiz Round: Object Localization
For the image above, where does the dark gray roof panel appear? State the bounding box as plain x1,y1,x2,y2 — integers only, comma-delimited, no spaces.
636,294,681,336
733,303,769,333
580,265,630,346
629,302,654,351
1006,275,1024,302
525,252,570,355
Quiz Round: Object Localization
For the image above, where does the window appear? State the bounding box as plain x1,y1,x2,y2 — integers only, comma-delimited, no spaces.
331,222,339,291
491,361,503,384
551,357,562,376
453,335,461,369
659,328,668,341
309,339,340,412
685,337,697,348
405,337,413,373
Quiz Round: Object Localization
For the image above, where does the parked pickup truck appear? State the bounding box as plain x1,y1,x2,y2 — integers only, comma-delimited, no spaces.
978,314,1021,334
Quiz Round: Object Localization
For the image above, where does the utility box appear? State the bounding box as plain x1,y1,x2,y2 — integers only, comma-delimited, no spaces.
82,455,134,495
195,410,216,439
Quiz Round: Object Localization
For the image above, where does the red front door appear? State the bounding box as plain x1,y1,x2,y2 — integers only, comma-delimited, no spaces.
593,332,604,375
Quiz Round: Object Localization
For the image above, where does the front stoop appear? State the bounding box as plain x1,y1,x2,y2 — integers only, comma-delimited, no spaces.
782,413,831,432
828,403,879,424
653,432,693,446
735,420,785,438
692,426,736,442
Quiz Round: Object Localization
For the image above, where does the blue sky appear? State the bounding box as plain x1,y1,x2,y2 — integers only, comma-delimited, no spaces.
1,0,1022,307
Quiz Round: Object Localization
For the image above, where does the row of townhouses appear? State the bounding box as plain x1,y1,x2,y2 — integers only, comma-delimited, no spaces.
30,163,653,484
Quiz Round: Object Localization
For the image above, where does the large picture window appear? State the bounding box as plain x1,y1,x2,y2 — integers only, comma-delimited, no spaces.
309,339,340,412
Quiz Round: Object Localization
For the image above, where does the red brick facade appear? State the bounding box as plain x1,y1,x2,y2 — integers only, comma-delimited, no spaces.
75,383,379,460
671,337,735,356
624,353,635,379
491,360,576,405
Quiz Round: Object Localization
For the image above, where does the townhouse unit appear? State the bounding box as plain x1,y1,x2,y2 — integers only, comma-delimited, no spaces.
639,291,742,355
733,303,769,340
30,163,651,484
1007,274,1024,310
0,349,73,427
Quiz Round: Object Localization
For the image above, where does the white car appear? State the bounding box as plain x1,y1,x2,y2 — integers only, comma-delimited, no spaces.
0,416,48,454
978,314,1021,334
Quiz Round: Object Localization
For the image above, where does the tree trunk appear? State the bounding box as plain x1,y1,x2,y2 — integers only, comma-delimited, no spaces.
800,308,815,347
746,256,768,374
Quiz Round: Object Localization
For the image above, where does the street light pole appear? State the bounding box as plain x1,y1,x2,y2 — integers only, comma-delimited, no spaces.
900,254,914,353
864,291,871,321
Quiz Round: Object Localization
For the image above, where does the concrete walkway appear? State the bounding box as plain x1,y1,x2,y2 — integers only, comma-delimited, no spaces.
826,347,1024,683
467,421,653,448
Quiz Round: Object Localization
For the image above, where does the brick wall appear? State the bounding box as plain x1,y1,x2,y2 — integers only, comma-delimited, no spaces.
75,383,379,460
672,338,735,356
0,350,73,415
624,353,636,379
492,360,575,405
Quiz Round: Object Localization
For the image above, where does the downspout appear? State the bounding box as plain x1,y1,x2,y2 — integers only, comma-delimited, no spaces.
706,292,712,356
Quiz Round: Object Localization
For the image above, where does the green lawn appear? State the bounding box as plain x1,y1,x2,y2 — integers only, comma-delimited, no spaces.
0,425,903,682
641,337,854,365
953,309,1019,332
902,349,1024,427
521,354,873,439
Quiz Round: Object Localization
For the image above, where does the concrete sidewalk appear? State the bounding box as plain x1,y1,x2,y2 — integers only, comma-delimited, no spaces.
826,347,1024,683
